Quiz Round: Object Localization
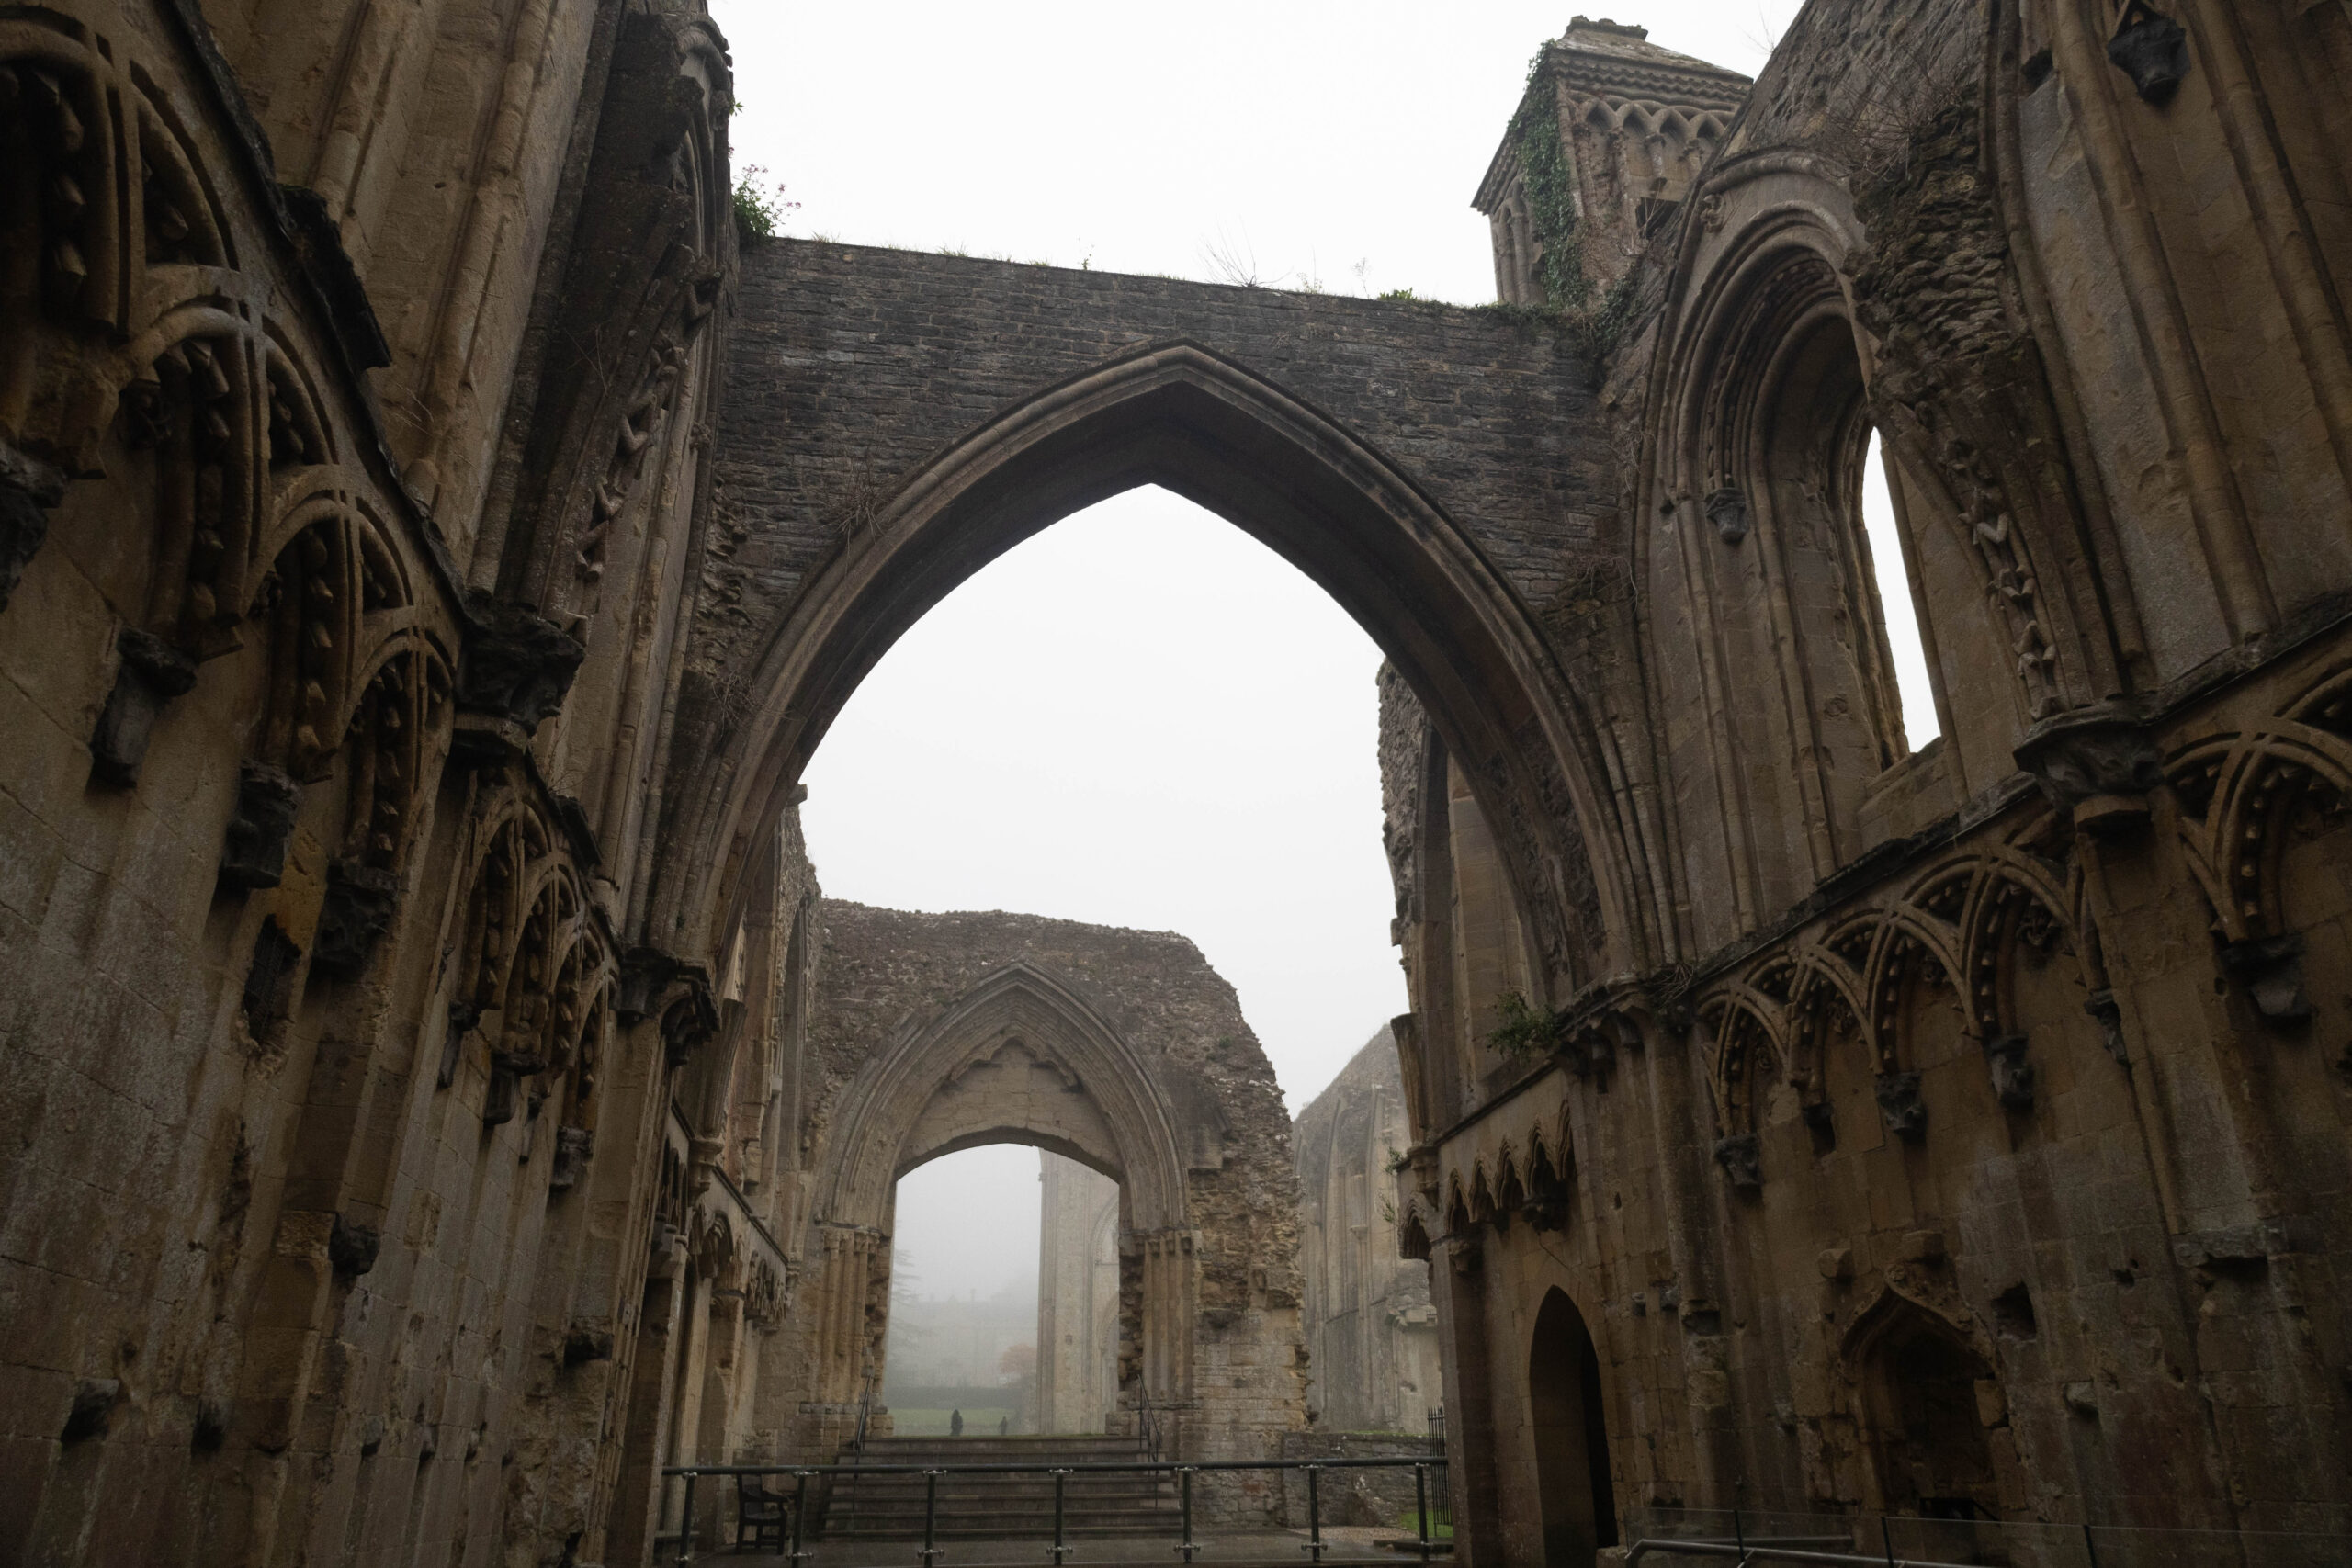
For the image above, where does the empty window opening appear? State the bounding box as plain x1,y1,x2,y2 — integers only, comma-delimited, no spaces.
1861,431,1939,751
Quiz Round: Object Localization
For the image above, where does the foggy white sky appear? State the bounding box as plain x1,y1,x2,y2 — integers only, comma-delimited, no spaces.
709,1,1815,1299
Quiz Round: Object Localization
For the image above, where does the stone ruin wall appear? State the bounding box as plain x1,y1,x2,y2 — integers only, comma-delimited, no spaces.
1035,1151,1123,1435
3,0,2351,1561
1375,6,2352,1560
758,901,1310,1499
1291,1024,1442,1438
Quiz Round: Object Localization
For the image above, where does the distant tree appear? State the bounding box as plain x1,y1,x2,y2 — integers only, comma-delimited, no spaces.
998,1342,1036,1384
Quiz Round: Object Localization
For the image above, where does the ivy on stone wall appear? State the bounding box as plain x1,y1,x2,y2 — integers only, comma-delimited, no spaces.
1510,51,1594,311
1504,50,1644,385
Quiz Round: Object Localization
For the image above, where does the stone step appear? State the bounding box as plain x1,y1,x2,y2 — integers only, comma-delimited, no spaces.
820,1438,1179,1540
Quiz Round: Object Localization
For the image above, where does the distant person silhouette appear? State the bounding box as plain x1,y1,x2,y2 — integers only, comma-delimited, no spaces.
950,1408,963,1437
999,1416,1009,1436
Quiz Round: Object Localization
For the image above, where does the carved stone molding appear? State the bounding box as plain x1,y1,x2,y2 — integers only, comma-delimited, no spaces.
219,763,301,890
274,185,392,371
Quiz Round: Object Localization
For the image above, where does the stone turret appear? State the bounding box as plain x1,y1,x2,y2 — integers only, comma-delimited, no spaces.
1474,16,1751,305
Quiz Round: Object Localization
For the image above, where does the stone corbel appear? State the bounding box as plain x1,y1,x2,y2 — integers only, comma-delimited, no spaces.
1703,486,1749,544
2083,990,2131,1066
312,859,401,979
1389,1011,1430,1138
550,1125,594,1190
1713,1133,1763,1191
647,1220,688,1279
329,1213,380,1277
2107,3,2190,105
1983,1033,2036,1109
562,1323,616,1365
687,1134,723,1195
219,762,301,891
2014,705,2163,835
89,627,199,787
1875,1070,1928,1140
2219,933,2312,1025
661,971,719,1068
457,592,585,732
0,437,65,615
616,946,684,1021
483,1043,549,1128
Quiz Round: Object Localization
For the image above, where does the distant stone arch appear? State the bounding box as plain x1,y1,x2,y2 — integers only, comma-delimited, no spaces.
775,944,1307,1476
812,959,1191,1234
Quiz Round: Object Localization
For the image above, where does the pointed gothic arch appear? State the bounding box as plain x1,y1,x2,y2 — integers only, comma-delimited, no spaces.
659,339,1657,996
787,958,1212,1450
812,959,1191,1234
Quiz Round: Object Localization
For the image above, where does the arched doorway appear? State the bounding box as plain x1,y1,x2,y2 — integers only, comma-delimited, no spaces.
1529,1287,1618,1565
1850,1296,2001,1520
781,958,1212,1459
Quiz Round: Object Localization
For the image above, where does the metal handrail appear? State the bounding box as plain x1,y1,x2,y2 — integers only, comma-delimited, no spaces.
1624,1540,1982,1568
661,1453,1450,1568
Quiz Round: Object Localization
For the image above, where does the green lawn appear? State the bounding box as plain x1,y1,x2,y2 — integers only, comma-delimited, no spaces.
888,1406,1019,1436
1395,1506,1453,1540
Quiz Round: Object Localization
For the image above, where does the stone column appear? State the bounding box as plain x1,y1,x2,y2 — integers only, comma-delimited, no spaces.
1430,1232,1506,1566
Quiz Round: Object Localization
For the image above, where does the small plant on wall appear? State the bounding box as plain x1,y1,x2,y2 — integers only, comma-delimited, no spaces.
1484,989,1569,1062
732,164,798,244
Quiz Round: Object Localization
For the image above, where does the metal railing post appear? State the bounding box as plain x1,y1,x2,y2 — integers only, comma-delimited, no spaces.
790,1472,812,1564
1880,1517,1896,1568
1048,1468,1071,1565
1736,1507,1747,1565
1176,1465,1198,1563
1302,1464,1325,1562
1414,1463,1433,1562
2081,1523,2098,1568
920,1469,944,1566
676,1472,696,1567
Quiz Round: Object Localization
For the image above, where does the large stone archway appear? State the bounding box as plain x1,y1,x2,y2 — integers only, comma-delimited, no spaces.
755,903,1306,1489
657,253,1675,1009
